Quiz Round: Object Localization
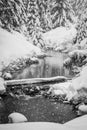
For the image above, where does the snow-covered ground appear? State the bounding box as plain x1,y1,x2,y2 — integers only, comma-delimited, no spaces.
43,25,77,51
0,118,87,130
0,28,42,71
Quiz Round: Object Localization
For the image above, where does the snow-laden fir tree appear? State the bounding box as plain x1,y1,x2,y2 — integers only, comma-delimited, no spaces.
37,0,52,32
51,0,75,28
0,0,26,32
71,0,87,44
25,0,45,47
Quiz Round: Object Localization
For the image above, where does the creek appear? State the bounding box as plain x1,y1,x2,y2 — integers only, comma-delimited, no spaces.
0,51,77,124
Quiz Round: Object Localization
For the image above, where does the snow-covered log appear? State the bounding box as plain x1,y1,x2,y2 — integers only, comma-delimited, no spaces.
5,76,68,87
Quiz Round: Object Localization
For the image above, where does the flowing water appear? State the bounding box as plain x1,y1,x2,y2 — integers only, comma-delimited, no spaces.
13,51,72,79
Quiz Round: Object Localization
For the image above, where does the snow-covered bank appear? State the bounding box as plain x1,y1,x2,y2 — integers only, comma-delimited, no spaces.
46,65,87,102
43,25,77,51
0,28,42,72
0,122,75,130
72,66,87,90
64,115,87,129
48,82,77,101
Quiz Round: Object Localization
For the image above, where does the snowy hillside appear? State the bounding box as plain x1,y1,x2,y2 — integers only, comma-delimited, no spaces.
0,28,41,71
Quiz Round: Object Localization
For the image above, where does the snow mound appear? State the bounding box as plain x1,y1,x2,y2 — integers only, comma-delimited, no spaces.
48,82,77,101
0,28,41,70
8,112,27,123
72,66,87,90
43,25,77,50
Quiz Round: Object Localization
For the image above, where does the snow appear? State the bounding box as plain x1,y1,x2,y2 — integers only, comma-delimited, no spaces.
0,77,6,94
43,25,77,50
64,115,87,129
78,104,87,113
48,65,87,100
72,66,87,90
0,119,87,130
48,81,77,101
69,49,87,58
0,28,41,71
8,112,27,123
0,122,83,130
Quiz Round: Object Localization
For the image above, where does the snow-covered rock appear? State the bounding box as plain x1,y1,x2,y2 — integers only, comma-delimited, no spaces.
2,72,12,80
0,28,41,71
64,50,87,68
78,104,87,113
8,112,28,123
69,50,87,59
48,82,77,101
43,25,77,50
0,78,6,94
77,104,87,115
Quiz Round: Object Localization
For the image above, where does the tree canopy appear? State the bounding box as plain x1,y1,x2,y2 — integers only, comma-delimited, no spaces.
1,0,84,46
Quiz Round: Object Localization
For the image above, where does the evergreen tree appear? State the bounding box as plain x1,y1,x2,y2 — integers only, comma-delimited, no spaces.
0,0,76,47
25,0,45,47
38,0,52,32
69,0,87,17
51,0,75,28
0,0,26,31
71,0,87,44
75,9,87,44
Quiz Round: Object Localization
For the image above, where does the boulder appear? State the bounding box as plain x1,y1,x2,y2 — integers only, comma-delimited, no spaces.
8,112,28,123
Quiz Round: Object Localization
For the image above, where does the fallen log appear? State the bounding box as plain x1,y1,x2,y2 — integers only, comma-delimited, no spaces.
5,76,68,87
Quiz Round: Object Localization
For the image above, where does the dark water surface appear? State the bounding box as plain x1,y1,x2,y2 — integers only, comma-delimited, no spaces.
13,51,72,79
0,96,77,124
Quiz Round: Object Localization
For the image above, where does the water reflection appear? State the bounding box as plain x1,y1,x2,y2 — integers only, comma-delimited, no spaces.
14,52,71,79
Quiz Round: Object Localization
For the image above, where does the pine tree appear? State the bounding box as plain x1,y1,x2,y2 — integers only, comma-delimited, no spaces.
37,0,52,32
25,0,45,47
75,9,87,44
0,0,26,31
71,0,87,44
51,0,74,28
